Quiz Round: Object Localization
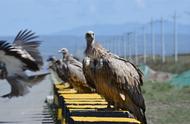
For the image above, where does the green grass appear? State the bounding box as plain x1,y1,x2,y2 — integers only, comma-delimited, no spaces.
143,81,190,124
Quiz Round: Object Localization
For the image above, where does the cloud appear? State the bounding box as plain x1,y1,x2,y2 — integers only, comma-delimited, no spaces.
135,0,145,8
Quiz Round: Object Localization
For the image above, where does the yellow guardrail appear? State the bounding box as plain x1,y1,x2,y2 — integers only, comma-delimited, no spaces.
71,116,141,123
53,83,141,124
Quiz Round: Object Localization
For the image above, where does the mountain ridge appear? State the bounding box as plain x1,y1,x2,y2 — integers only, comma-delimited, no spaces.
53,21,190,36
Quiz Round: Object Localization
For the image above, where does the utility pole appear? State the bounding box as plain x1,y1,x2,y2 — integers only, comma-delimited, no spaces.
134,32,138,64
120,35,125,58
123,34,127,59
127,32,132,59
74,40,77,56
173,12,178,62
161,17,165,63
117,36,120,56
110,37,115,53
107,40,110,51
143,27,146,64
122,36,125,57
101,40,104,48
151,18,155,61
106,40,109,51
119,36,122,56
113,36,117,54
116,36,120,55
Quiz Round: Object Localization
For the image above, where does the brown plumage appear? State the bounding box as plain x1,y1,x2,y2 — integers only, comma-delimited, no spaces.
59,48,92,93
82,57,96,90
83,31,147,124
47,56,68,83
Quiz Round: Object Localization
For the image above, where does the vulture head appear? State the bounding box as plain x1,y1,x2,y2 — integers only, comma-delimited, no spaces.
85,31,95,46
47,56,58,70
59,48,69,59
47,56,57,62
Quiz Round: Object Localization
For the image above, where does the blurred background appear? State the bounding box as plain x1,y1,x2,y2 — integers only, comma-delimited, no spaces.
0,0,190,124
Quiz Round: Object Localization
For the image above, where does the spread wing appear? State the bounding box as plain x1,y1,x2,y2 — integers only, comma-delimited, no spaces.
0,41,33,76
104,58,145,111
13,29,43,68
0,30,43,76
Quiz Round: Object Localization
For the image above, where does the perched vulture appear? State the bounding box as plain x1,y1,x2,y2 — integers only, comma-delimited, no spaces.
59,48,92,93
0,29,48,98
47,56,68,83
83,31,147,124
47,56,58,72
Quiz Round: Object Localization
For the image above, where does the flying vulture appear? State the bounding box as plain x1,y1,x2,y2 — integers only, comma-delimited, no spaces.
83,31,147,124
0,29,48,98
59,48,92,93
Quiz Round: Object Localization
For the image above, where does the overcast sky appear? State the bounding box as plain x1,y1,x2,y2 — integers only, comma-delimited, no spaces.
0,0,189,36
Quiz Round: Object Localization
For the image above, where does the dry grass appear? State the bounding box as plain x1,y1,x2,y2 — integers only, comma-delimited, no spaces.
143,81,190,124
134,54,190,74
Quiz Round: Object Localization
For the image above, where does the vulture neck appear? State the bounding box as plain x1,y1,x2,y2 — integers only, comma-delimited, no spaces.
87,39,95,47
63,54,74,64
85,40,94,57
63,54,69,62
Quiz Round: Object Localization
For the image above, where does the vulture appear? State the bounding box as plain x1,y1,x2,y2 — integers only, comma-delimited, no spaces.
0,29,48,98
47,56,68,83
0,61,7,79
47,56,58,72
83,31,147,124
59,48,92,93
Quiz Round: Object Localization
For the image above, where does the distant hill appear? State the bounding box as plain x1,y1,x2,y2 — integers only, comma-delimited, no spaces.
54,21,190,36
1,21,190,60
54,23,143,36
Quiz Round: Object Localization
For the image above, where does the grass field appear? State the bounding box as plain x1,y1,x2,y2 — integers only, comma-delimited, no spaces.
143,81,190,124
135,54,190,74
